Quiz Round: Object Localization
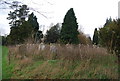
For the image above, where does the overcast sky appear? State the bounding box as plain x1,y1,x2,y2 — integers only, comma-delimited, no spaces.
0,0,119,38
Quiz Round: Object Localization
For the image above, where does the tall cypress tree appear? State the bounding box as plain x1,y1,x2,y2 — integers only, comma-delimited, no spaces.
93,28,99,45
28,12,43,43
28,12,39,32
60,8,79,44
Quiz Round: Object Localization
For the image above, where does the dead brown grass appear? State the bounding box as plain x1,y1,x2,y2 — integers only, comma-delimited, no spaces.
6,43,118,79
8,44,109,62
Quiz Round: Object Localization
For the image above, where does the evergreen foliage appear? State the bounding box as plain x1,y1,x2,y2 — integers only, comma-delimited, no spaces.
99,18,120,57
45,23,61,43
6,3,43,44
28,12,43,43
28,12,39,32
60,8,79,44
93,28,99,45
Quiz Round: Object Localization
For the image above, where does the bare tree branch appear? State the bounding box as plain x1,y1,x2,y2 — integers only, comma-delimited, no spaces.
44,0,53,5
0,0,51,19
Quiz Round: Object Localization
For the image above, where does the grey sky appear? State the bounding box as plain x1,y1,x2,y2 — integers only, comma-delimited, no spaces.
0,0,119,38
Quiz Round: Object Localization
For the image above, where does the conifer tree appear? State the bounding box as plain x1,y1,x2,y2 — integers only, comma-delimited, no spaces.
93,28,99,45
28,12,39,32
60,8,79,44
28,12,43,43
45,23,60,43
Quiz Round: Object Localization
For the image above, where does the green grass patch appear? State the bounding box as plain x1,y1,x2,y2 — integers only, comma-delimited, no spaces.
0,45,2,80
12,60,44,79
2,46,15,79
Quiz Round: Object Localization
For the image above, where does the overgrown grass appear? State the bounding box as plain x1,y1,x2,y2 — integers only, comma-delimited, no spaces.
0,45,2,80
2,46,15,79
3,44,119,79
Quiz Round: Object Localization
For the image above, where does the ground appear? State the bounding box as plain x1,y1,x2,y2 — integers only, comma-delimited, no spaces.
1,45,119,79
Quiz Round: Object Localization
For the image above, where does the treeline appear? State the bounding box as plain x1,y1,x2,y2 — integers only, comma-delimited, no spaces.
92,18,120,57
45,8,91,44
6,2,43,45
1,2,120,57
1,2,91,45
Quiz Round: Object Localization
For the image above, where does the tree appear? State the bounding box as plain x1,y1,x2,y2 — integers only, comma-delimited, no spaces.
7,1,29,27
114,19,120,58
19,21,33,43
99,18,116,48
104,17,112,27
7,1,19,27
60,8,79,44
99,18,120,58
93,28,99,45
7,25,22,45
28,12,39,32
45,23,61,44
18,5,29,22
6,3,30,45
0,36,7,45
78,32,92,45
6,2,43,44
28,12,42,43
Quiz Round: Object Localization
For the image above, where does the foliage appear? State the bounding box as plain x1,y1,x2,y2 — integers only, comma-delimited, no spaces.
78,32,92,45
34,30,43,43
7,21,33,44
6,2,43,44
6,2,30,45
0,36,7,45
7,1,29,27
19,21,33,43
60,8,79,44
28,12,39,32
99,18,120,57
93,28,99,45
28,12,43,43
7,27,21,45
45,23,61,43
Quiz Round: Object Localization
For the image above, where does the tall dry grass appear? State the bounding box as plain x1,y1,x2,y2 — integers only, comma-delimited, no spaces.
8,44,110,61
7,44,118,79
